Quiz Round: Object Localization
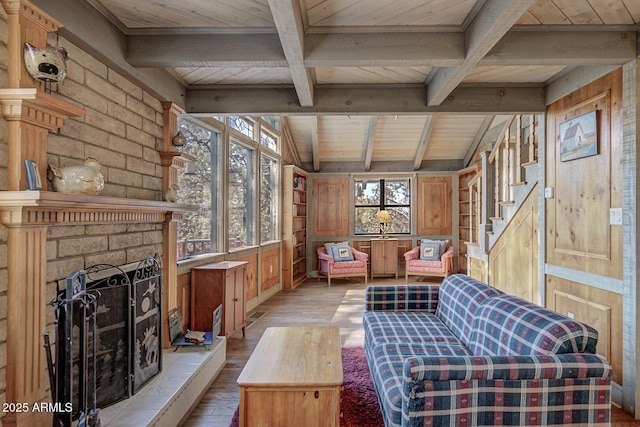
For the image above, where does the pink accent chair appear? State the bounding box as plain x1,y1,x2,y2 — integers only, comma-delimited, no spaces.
317,247,368,287
404,242,454,283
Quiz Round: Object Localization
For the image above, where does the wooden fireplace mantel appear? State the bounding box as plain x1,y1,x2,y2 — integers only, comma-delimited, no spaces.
0,190,194,226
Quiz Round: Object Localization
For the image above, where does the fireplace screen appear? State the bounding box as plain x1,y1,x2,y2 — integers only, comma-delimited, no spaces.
48,255,162,425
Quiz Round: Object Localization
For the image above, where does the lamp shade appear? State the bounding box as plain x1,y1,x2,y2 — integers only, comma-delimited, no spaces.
376,210,391,223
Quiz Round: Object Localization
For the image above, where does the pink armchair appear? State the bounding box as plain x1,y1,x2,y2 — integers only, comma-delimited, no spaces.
404,242,454,283
317,246,368,287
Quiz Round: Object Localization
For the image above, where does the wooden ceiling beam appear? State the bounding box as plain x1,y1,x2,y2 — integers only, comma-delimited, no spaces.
123,30,634,69
426,0,535,107
463,115,495,167
267,0,315,107
311,116,320,171
186,85,545,115
413,116,436,170
363,116,378,171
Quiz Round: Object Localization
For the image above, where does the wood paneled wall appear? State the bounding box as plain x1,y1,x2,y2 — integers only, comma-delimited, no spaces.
416,176,453,235
546,69,623,279
489,188,539,303
311,178,349,237
546,276,621,384
544,68,623,385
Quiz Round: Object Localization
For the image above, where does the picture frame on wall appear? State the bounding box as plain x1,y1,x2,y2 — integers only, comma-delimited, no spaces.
24,159,42,190
559,110,598,162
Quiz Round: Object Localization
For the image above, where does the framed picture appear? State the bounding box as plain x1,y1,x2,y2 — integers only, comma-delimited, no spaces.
559,110,598,162
24,159,42,190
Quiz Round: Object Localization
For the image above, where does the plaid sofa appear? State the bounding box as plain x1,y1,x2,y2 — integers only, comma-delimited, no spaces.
363,274,612,426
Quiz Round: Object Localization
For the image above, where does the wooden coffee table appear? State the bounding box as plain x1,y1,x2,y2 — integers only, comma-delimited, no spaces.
237,326,343,427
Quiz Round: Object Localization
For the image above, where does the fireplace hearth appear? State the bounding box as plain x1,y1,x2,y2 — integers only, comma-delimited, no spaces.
48,255,163,426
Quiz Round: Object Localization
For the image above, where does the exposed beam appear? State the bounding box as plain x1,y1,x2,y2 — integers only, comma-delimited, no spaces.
480,31,636,66
413,116,436,170
126,34,287,67
268,0,314,107
310,116,320,171
309,160,464,173
464,115,495,167
281,117,303,167
305,32,463,67
426,0,535,106
186,85,545,115
363,116,378,171
123,30,635,69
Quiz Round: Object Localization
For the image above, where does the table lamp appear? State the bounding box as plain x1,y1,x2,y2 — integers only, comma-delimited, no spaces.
376,210,392,238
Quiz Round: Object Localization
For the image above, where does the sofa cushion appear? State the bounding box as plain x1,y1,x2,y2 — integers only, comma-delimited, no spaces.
368,342,472,427
435,274,503,346
468,294,599,356
363,311,462,350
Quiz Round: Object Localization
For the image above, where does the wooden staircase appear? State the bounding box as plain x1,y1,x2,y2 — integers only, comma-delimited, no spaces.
461,114,540,274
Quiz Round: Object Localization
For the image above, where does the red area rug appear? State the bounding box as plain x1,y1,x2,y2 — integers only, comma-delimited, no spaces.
229,346,384,427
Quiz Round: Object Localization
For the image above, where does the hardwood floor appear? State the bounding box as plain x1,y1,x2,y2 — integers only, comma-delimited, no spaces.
182,277,640,427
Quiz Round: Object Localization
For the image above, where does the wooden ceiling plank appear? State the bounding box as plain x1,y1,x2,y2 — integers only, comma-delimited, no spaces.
426,0,535,106
268,0,315,106
186,85,545,115
363,116,377,171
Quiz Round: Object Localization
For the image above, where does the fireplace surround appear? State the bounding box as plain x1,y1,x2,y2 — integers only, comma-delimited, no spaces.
49,255,163,425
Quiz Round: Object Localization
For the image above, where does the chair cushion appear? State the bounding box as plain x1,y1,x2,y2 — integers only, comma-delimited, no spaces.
419,241,440,260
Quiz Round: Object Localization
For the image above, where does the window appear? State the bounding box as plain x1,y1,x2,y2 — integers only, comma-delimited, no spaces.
354,178,411,235
260,129,277,152
177,119,219,258
229,140,255,249
229,116,254,138
260,154,279,242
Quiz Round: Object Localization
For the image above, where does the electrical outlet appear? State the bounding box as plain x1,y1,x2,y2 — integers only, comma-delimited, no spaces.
544,187,554,198
567,312,575,319
610,208,622,225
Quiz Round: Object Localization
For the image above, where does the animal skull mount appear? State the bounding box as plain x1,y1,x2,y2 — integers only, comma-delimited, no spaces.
23,42,68,91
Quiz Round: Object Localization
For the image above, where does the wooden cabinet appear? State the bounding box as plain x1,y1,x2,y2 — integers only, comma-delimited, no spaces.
282,166,308,289
457,166,479,274
371,238,398,279
191,261,247,337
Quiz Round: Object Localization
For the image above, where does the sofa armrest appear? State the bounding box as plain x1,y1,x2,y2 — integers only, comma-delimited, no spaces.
365,285,439,312
404,246,420,262
403,353,611,382
352,247,368,262
401,354,611,425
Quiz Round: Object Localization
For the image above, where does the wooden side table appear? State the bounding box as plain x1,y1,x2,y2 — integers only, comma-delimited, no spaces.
371,238,399,279
237,326,343,427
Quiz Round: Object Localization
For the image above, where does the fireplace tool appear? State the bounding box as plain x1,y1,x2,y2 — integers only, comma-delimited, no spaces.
47,270,102,427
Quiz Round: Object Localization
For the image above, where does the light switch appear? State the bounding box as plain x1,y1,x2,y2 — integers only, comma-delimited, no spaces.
610,208,622,225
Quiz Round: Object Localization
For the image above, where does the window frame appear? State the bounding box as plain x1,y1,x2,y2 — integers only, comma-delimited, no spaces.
354,177,412,236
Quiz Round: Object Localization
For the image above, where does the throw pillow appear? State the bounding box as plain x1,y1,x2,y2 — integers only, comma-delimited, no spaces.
419,241,441,261
331,244,354,261
421,238,447,255
324,241,349,257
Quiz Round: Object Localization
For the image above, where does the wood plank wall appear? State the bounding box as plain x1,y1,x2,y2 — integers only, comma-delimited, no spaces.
545,69,623,385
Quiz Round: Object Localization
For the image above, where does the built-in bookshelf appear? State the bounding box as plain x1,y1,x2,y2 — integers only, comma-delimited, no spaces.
457,165,479,274
282,165,308,289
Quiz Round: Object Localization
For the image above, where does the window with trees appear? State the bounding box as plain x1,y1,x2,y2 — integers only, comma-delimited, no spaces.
354,178,411,235
176,119,219,258
260,154,279,242
229,140,255,250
